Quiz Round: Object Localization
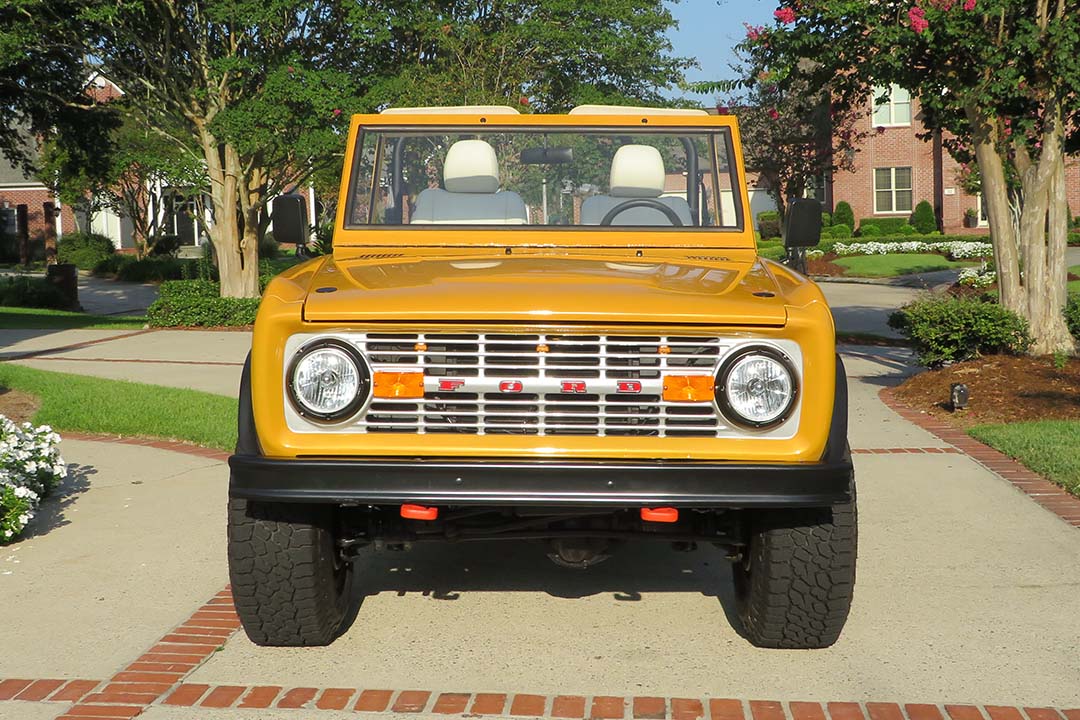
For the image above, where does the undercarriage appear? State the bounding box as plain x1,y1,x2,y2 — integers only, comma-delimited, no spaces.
335,505,746,569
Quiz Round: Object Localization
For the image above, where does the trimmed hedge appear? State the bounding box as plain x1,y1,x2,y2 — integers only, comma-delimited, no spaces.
57,232,115,270
1067,294,1080,341
824,224,852,239
147,280,260,327
1068,232,1080,246
757,210,781,240
858,217,912,235
888,297,1032,366
0,276,70,309
93,255,198,282
859,223,882,237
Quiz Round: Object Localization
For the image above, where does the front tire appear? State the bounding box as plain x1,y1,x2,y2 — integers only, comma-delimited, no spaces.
227,496,354,646
733,491,857,649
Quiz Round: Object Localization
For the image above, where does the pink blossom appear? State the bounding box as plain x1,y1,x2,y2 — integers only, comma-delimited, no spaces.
774,7,797,24
519,96,530,105
909,6,929,33
716,105,729,115
768,109,780,120
963,0,976,9
744,22,764,41
332,108,341,117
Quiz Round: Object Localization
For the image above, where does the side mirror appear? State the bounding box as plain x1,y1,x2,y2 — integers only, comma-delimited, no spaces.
272,194,309,246
784,199,822,248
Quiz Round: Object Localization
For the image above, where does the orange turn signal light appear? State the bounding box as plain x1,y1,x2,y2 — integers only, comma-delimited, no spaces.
641,507,679,523
401,504,438,521
662,375,715,402
373,371,425,399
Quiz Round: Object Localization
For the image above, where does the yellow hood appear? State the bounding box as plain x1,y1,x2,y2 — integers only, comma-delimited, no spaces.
301,251,789,326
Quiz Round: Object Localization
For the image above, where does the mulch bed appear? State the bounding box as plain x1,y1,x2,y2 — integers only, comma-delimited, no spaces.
807,253,846,276
0,387,42,424
889,354,1080,428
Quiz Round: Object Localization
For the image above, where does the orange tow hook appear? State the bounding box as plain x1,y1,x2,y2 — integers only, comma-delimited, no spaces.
640,507,678,523
400,504,439,521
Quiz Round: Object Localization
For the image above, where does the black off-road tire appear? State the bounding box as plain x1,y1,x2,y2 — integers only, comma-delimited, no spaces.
227,497,354,646
733,491,857,649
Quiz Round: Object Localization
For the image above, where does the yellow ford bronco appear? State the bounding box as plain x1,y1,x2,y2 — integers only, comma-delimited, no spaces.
227,105,855,649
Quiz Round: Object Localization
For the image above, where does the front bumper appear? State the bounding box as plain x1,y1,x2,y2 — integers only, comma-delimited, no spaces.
228,454,853,508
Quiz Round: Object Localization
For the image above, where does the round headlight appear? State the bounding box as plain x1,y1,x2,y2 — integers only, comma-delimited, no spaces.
716,347,798,428
287,339,370,421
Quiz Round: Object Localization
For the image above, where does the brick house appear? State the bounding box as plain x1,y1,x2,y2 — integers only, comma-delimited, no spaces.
828,84,1080,233
0,148,77,255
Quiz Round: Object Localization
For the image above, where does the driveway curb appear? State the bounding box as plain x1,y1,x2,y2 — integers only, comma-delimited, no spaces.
879,388,1080,527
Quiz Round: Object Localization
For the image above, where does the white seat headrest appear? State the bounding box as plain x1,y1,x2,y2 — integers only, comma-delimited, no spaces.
444,140,500,193
609,145,666,198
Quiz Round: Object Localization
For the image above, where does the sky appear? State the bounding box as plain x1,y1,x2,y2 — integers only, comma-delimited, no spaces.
663,0,778,99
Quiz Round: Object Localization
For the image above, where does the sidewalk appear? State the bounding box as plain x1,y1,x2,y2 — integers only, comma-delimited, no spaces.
1,346,1079,719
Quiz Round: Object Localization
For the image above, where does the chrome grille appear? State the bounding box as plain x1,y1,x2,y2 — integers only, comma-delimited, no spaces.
354,333,729,437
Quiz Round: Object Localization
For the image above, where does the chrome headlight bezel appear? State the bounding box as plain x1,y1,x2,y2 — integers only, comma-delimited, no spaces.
286,338,372,423
714,345,799,430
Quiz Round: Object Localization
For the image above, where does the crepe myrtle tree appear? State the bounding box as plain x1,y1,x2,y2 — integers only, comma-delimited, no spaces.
689,30,867,222
755,0,1080,354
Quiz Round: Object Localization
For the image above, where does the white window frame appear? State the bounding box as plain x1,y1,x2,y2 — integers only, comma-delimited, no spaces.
873,167,913,215
872,84,912,127
976,194,989,227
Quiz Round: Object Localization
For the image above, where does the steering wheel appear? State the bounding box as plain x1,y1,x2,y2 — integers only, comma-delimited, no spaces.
599,198,684,227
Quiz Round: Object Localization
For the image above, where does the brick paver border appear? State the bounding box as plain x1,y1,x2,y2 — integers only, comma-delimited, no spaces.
5,408,1080,716
879,388,1080,528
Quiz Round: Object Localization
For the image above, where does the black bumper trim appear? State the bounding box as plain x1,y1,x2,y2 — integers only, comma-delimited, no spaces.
228,455,853,508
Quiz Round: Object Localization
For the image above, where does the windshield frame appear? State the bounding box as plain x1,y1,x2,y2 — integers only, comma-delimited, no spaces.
334,114,754,250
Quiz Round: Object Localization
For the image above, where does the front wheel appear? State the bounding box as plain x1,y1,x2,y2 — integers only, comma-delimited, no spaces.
732,490,857,649
227,497,354,646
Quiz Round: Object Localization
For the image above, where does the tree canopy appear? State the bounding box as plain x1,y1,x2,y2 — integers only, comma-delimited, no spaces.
753,0,1080,353
2,0,691,296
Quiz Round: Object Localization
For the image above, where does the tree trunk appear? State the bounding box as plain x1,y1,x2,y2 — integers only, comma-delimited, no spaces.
1025,136,1075,354
972,137,1022,315
198,127,260,298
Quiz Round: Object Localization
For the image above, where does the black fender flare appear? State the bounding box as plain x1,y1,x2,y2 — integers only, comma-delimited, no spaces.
236,352,261,456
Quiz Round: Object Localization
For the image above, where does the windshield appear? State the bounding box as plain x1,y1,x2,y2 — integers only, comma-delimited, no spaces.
345,128,743,231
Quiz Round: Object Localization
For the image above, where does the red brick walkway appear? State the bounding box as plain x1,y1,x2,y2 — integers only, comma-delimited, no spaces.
5,403,1079,717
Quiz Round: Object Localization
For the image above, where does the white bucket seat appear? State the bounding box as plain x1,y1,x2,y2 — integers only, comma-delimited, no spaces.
411,139,528,224
581,145,693,226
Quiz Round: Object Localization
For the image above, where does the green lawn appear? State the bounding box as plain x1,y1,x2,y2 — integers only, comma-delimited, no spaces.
835,253,979,278
1069,264,1079,294
0,364,236,450
969,420,1080,498
0,307,148,330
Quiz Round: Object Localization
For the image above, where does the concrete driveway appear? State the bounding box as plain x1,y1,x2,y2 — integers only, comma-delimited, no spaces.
2,347,1079,720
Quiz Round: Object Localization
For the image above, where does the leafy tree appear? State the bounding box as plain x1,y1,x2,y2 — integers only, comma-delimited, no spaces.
361,1,692,112
689,34,867,221
99,111,209,257
0,2,114,177
756,0,1080,354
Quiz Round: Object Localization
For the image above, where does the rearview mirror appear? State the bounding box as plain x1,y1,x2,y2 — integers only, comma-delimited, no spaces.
520,147,573,164
783,199,822,248
272,194,309,246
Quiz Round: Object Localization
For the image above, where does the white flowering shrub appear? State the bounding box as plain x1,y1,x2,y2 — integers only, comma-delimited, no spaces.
833,240,993,259
1,415,66,543
957,267,997,288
